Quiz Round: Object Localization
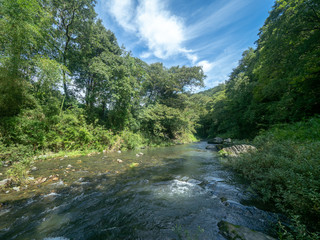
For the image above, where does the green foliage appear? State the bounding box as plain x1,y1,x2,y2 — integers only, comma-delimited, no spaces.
197,0,320,139
223,117,320,235
139,103,197,142
119,131,144,150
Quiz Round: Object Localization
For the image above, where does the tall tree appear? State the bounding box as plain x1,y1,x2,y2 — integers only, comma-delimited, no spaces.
0,0,50,116
50,0,96,101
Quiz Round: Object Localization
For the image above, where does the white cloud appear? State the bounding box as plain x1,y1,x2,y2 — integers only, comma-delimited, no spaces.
135,0,186,59
197,60,214,72
140,51,152,58
106,0,191,59
107,0,136,32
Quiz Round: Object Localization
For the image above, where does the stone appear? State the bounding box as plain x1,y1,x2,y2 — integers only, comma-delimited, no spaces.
67,164,72,168
218,221,276,240
35,177,47,184
129,163,139,168
117,150,121,153
220,144,257,157
117,159,123,163
103,150,107,153
52,177,59,181
206,145,217,150
224,138,232,143
208,137,224,144
31,167,38,171
0,179,10,187
13,187,20,192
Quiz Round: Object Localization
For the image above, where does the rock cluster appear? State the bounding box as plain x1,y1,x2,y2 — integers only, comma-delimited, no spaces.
221,144,257,157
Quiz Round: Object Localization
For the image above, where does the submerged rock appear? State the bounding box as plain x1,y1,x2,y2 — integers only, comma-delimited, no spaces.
218,221,276,240
206,145,217,150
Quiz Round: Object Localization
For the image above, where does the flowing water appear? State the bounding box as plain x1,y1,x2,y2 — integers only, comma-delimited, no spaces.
0,142,279,239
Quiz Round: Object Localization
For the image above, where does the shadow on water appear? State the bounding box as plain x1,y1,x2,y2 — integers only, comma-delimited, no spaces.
0,142,281,240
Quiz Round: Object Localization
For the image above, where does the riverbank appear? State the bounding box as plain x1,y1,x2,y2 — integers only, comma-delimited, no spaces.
220,117,320,239
0,133,198,202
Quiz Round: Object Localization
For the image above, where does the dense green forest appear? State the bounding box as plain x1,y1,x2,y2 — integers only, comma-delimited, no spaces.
1,0,320,238
0,0,205,155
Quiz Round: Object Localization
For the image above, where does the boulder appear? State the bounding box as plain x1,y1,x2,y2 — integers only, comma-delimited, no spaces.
220,144,257,157
206,145,217,150
208,137,224,144
218,221,276,240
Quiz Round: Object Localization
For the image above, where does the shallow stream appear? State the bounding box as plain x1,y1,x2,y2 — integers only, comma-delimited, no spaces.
0,142,279,239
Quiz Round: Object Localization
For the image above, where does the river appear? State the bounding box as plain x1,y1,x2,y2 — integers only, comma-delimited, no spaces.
0,142,279,239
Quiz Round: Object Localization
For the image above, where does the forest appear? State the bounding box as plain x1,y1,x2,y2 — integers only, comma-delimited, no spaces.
0,0,320,239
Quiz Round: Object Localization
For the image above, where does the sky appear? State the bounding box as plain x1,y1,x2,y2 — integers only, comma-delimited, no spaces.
95,0,274,90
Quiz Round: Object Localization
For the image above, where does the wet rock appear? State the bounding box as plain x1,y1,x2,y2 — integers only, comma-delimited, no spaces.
129,163,139,168
117,150,121,153
35,177,47,184
0,179,10,187
218,221,276,240
224,138,232,143
117,159,123,163
221,145,257,157
31,167,38,171
187,179,202,185
103,149,107,153
181,176,189,181
136,152,144,157
13,186,20,192
67,164,72,168
208,137,224,144
206,145,217,150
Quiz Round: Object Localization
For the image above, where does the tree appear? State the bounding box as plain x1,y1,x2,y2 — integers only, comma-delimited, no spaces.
0,0,50,116
50,0,96,101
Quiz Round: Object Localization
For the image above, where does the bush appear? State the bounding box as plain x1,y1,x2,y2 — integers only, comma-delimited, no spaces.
120,130,144,150
224,117,320,237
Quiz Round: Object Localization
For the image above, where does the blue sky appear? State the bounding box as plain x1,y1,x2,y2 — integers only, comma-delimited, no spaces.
95,0,274,90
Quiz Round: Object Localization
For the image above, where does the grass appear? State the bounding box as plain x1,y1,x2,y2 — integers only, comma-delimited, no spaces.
221,117,320,239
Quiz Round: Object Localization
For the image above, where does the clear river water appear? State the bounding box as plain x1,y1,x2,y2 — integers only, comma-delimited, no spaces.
0,142,280,239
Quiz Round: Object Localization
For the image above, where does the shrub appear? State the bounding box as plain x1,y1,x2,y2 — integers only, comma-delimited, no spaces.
223,117,320,237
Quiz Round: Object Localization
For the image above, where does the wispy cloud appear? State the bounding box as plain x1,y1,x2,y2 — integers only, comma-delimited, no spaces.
186,0,252,39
